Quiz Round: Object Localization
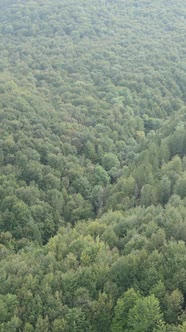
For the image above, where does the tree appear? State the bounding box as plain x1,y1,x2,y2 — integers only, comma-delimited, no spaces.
52,319,67,332
164,289,184,324
95,165,110,186
111,288,140,332
140,184,157,207
23,322,34,332
174,173,186,199
35,316,49,332
127,294,164,332
90,292,113,332
158,175,171,205
102,153,120,172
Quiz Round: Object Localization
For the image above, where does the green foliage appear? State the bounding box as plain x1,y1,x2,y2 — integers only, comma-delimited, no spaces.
0,0,185,330
127,295,163,332
111,288,141,332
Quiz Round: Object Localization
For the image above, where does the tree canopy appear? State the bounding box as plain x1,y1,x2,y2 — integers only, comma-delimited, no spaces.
0,0,185,330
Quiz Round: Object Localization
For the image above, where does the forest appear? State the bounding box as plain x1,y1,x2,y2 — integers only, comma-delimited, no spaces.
0,0,186,330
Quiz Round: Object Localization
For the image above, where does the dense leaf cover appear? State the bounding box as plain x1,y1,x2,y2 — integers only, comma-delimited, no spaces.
0,0,186,330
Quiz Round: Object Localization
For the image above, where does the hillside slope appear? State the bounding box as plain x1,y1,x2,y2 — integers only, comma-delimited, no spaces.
0,0,185,331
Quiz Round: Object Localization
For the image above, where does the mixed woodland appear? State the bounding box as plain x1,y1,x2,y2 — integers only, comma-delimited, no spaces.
0,0,186,330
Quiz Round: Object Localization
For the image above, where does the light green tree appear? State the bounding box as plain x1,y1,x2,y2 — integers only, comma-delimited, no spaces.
127,294,164,332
